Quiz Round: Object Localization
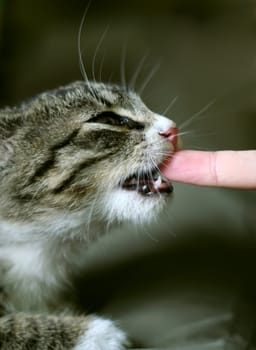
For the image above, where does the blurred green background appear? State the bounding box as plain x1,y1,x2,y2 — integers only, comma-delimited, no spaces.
1,1,256,349
1,0,256,150
1,0,254,246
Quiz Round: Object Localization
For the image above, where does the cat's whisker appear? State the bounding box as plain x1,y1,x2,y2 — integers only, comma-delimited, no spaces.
179,99,216,131
146,154,162,197
182,130,220,138
136,170,140,193
78,1,98,101
162,95,179,116
108,72,114,84
78,2,91,85
176,130,194,137
92,26,109,83
139,60,161,96
129,52,149,91
156,151,176,159
149,155,161,176
99,51,106,83
120,43,128,90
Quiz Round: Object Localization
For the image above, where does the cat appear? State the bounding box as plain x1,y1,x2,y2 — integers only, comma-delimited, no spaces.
0,80,178,349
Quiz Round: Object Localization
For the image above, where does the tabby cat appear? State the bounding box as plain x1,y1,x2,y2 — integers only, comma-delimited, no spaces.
0,80,178,349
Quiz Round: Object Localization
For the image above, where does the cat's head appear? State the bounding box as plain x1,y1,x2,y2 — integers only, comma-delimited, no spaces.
0,81,178,237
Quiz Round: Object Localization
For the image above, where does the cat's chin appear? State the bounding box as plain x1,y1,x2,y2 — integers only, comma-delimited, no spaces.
101,187,172,225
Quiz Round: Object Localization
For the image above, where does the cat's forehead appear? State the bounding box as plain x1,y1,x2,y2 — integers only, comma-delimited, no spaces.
76,81,149,115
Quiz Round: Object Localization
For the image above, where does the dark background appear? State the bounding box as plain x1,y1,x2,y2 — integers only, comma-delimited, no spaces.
1,0,256,150
1,1,256,349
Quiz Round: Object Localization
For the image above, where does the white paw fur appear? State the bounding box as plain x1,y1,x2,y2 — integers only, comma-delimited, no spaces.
73,317,128,350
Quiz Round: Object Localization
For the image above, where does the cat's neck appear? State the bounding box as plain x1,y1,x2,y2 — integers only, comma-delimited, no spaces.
0,208,105,244
0,212,106,312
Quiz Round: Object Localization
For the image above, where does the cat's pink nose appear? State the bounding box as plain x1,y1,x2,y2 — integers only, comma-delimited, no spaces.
159,127,178,149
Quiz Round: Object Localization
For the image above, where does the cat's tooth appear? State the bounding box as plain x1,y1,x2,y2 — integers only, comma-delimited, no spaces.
154,175,162,188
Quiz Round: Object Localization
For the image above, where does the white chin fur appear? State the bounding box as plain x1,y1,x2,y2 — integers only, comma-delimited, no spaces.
101,188,168,225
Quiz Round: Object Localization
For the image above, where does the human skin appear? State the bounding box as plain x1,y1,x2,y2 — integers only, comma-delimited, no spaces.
161,150,256,189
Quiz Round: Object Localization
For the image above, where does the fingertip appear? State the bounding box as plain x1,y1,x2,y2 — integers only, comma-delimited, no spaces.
161,150,215,186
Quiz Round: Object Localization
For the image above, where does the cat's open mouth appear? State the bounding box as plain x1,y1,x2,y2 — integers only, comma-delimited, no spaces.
121,169,173,196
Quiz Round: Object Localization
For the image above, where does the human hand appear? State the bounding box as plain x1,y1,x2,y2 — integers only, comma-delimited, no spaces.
161,150,256,189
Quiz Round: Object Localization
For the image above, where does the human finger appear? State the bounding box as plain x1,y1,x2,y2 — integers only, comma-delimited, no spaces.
161,150,256,189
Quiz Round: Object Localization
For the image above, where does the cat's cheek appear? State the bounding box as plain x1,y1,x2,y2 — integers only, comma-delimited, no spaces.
73,317,128,350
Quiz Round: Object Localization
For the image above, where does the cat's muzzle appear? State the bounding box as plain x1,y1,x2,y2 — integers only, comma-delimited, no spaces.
121,170,173,196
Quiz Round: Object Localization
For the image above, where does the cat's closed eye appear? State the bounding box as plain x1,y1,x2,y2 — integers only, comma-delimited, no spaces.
89,111,144,130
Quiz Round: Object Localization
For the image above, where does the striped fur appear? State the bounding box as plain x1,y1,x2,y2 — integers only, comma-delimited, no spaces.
0,81,176,349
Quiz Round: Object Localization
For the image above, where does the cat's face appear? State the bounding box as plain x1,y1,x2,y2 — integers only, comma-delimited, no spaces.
0,81,177,233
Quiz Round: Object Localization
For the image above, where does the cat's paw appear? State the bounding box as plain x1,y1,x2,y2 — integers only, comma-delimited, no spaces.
73,316,128,350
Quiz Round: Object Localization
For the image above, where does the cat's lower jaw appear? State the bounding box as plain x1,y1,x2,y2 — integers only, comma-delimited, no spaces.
102,187,171,224
74,317,128,350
